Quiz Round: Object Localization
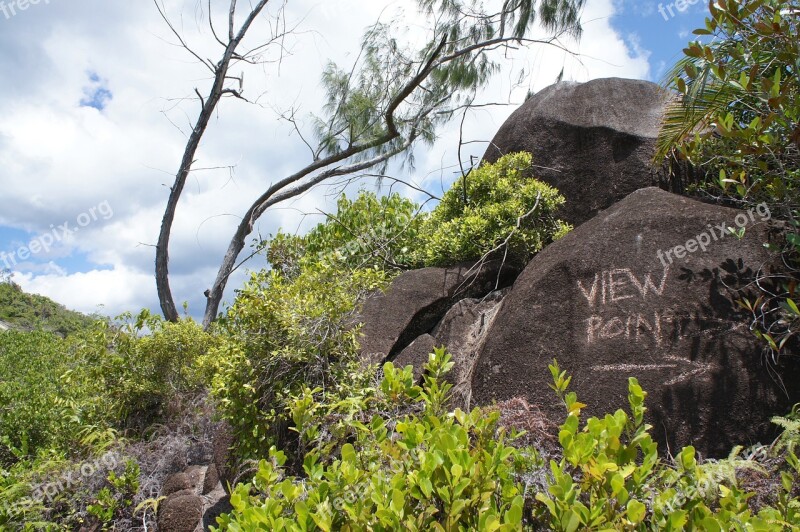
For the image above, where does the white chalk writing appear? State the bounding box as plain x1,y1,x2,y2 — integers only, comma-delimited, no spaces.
578,267,670,308
592,355,717,385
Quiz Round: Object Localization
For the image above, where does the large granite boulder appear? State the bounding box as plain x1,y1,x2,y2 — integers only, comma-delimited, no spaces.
483,78,678,227
359,261,519,366
471,187,800,457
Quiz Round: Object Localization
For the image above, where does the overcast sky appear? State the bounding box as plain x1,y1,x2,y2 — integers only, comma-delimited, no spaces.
0,0,708,319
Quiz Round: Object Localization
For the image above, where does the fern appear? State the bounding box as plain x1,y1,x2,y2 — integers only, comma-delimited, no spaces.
772,404,800,455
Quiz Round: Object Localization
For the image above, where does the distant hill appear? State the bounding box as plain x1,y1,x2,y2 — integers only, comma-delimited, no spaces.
0,281,100,336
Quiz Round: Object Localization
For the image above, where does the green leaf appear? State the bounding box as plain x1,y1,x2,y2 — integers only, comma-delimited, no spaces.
627,500,646,524
341,443,357,464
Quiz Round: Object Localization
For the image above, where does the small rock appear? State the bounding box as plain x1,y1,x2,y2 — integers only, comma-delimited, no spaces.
162,472,192,497
158,492,204,532
202,463,220,495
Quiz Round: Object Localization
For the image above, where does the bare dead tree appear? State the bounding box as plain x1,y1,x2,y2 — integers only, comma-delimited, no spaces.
154,0,287,321
152,0,586,328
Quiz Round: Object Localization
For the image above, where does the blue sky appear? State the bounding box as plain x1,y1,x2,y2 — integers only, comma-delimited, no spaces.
0,0,712,319
610,1,709,82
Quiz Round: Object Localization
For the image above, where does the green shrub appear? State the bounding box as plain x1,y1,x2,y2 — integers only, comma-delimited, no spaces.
208,261,390,464
70,310,218,430
0,331,97,458
413,152,570,267
537,360,800,531
214,350,532,531
268,191,422,276
0,310,216,463
208,190,432,466
214,356,800,530
658,0,799,207
0,313,214,528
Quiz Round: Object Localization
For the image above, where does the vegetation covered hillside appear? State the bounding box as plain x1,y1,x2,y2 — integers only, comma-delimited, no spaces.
0,276,99,336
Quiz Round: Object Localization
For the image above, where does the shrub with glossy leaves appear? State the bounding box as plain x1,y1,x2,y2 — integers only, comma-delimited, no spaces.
215,356,800,530
535,361,800,531
214,350,532,531
658,0,800,207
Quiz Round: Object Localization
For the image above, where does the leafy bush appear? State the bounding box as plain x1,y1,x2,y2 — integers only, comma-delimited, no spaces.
413,152,570,267
0,331,101,460
267,191,422,276
537,360,800,530
215,350,533,531
215,356,800,530
0,313,216,528
658,0,799,207
209,259,391,465
70,310,218,430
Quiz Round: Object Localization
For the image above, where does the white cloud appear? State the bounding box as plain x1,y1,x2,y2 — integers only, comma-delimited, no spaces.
1,0,651,318
15,266,156,316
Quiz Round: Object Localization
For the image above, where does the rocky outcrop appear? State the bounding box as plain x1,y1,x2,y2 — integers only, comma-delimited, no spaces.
471,187,800,457
362,187,799,457
157,457,230,530
429,290,507,406
389,290,506,397
358,260,520,366
483,78,680,227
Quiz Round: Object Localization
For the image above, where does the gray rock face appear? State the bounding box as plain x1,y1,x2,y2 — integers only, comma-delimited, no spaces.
358,260,520,366
471,187,800,457
393,334,437,382
386,290,509,403
430,290,507,407
483,78,678,227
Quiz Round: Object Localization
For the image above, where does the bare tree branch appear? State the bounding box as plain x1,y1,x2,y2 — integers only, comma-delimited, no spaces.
155,0,273,321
